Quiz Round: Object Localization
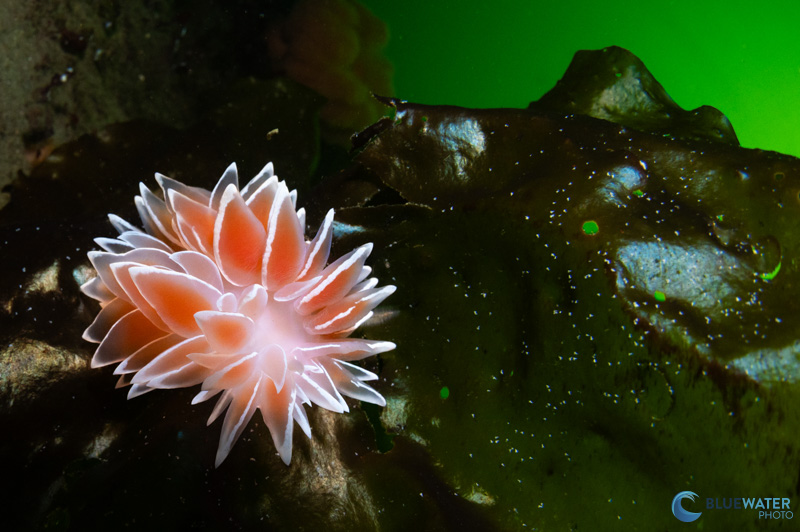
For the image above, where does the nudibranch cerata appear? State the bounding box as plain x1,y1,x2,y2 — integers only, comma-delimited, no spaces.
81,162,396,466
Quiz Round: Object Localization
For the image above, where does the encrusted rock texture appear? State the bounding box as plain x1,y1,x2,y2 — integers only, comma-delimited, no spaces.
0,0,394,206
0,0,284,206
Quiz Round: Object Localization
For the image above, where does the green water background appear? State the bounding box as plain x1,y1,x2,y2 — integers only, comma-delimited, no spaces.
362,0,800,157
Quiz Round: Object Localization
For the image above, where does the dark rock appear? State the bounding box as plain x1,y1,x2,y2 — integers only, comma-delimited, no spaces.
529,46,739,146
352,47,800,529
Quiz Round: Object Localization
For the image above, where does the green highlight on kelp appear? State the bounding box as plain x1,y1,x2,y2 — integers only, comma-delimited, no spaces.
654,290,666,302
760,262,781,281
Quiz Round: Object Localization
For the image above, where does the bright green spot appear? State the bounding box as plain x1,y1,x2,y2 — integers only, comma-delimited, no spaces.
654,290,666,302
440,386,450,399
582,220,599,235
760,262,781,281
716,214,725,222
633,189,644,197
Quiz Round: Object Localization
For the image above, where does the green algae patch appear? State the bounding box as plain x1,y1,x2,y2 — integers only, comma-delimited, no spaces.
760,261,781,281
582,220,599,235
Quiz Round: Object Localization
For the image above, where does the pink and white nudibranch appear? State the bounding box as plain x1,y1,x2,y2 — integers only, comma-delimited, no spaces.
81,162,396,466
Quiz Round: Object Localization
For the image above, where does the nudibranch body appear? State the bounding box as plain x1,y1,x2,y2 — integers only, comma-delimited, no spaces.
81,162,395,466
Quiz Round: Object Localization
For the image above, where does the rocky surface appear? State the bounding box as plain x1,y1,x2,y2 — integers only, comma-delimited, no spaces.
0,0,293,206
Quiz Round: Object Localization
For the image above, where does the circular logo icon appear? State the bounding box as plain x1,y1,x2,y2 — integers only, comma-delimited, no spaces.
672,491,702,523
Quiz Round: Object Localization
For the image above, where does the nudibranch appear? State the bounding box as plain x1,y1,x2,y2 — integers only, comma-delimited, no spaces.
81,162,396,466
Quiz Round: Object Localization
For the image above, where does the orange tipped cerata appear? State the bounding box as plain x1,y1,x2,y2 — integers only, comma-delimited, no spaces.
82,163,395,466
